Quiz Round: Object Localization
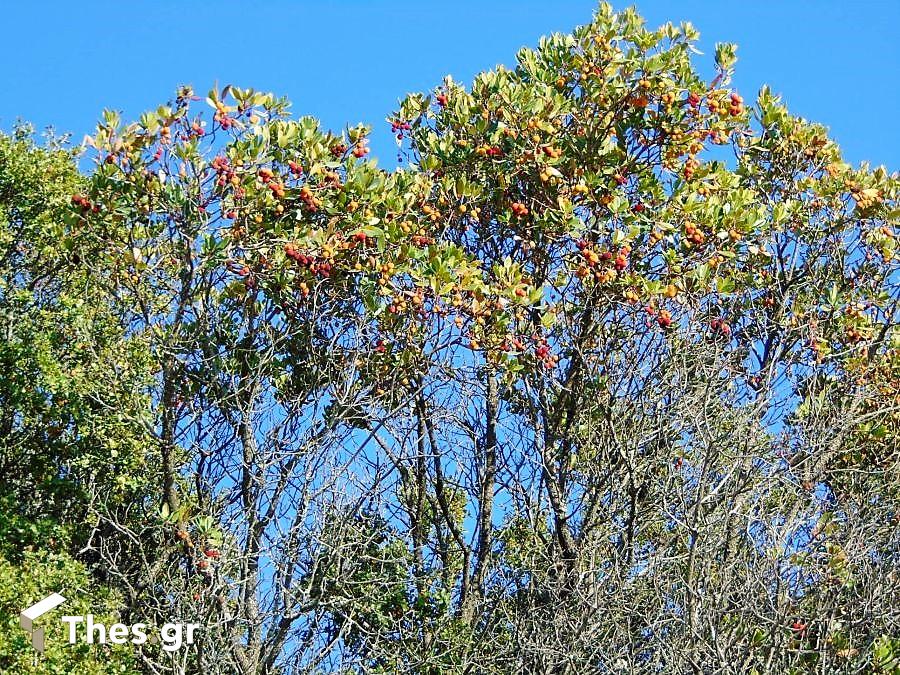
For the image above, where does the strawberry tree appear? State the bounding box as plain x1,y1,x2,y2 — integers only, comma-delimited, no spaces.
41,4,900,673
390,3,898,670
74,82,490,672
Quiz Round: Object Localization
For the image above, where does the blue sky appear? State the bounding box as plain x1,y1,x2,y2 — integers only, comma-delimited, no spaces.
2,1,897,168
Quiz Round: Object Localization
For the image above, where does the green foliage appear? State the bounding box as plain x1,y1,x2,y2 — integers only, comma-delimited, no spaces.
0,3,897,673
0,128,156,672
0,127,157,528
0,550,137,674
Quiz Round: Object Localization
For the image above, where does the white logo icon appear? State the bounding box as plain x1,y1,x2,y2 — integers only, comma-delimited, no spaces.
20,593,66,652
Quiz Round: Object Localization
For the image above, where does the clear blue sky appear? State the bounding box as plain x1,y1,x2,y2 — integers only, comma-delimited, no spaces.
2,1,897,169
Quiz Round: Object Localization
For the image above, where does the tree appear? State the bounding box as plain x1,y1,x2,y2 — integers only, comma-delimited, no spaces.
385,5,899,671
77,86,453,673
0,126,151,673
10,3,899,673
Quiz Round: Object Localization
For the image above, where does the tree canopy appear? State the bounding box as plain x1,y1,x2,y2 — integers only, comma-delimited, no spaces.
1,4,898,673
